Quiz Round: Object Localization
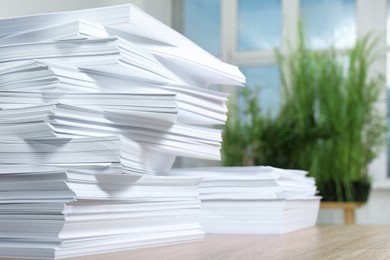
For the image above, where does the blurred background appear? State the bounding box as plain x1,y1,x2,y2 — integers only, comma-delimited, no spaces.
1,0,389,225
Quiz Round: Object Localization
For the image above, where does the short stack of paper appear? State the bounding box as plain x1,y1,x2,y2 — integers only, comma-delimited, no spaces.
0,165,202,259
0,4,245,260
171,166,320,234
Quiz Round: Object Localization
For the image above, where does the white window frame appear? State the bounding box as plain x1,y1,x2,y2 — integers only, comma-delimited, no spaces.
221,0,298,66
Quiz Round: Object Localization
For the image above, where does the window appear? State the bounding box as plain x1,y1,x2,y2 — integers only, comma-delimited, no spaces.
300,0,356,49
237,0,282,51
183,0,220,56
175,0,388,184
240,65,281,116
178,0,283,115
235,0,283,116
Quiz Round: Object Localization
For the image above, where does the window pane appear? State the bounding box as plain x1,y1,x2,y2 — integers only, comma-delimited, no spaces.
239,65,281,117
183,0,220,56
237,0,282,51
300,0,356,49
388,0,390,45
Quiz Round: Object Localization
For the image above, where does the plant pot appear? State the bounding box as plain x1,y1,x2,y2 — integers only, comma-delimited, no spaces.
320,180,371,202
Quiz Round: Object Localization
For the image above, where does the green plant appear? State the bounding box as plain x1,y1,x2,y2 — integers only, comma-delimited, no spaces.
222,87,327,168
222,28,386,202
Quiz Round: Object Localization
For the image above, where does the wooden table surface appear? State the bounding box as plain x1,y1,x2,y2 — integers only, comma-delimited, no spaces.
0,225,390,260
4,225,390,260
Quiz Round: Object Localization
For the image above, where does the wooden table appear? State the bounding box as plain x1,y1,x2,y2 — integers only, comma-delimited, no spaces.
4,225,390,260
0,225,390,260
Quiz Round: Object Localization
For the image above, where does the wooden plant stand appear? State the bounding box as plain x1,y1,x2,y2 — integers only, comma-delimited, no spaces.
320,202,364,224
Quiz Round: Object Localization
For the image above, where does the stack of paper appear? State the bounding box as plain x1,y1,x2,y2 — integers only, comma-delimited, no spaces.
0,165,202,259
275,168,318,199
0,5,245,161
0,60,229,125
0,136,175,175
0,104,223,160
0,4,245,259
170,166,320,234
0,8,244,87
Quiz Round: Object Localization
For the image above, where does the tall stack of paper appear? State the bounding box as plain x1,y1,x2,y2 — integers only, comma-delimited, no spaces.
0,5,245,161
0,4,245,259
170,166,320,234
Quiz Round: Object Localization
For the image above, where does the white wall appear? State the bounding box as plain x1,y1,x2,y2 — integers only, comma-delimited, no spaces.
0,0,172,26
0,0,137,17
